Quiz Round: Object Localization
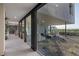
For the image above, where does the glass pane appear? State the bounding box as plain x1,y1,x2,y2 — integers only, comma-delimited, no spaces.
26,15,31,46
37,3,75,56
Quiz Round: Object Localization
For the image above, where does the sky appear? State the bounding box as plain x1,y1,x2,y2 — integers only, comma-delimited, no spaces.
56,3,79,29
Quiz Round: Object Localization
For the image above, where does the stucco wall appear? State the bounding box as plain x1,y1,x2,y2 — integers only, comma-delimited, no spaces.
0,4,5,55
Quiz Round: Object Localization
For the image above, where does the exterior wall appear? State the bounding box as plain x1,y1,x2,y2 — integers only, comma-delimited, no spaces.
37,13,65,25
0,4,5,55
38,3,75,25
47,3,74,24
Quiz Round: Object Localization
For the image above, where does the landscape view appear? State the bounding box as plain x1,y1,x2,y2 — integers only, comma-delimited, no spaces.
38,29,79,56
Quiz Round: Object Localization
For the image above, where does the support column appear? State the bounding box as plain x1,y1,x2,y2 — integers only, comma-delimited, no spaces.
18,22,20,37
0,4,5,56
65,21,67,37
24,19,27,42
19,22,21,38
21,21,23,39
50,25,51,34
31,11,37,51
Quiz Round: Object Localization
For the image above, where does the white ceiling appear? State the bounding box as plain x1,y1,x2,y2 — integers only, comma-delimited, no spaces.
4,3,37,23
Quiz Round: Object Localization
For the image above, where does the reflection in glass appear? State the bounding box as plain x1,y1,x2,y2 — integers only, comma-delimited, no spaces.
37,3,75,56
26,15,31,46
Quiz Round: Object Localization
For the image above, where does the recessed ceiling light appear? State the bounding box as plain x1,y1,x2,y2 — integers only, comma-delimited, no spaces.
56,4,59,7
14,16,17,19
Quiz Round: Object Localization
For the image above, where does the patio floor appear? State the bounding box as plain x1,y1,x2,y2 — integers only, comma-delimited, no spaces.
5,34,40,56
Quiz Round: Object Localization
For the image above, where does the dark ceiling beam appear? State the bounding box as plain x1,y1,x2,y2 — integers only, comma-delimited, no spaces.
19,3,46,22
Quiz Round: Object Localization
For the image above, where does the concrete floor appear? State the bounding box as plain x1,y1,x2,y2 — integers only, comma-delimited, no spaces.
5,34,40,56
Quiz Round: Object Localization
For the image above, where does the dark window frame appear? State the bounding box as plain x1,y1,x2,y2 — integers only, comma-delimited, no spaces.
18,3,46,51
